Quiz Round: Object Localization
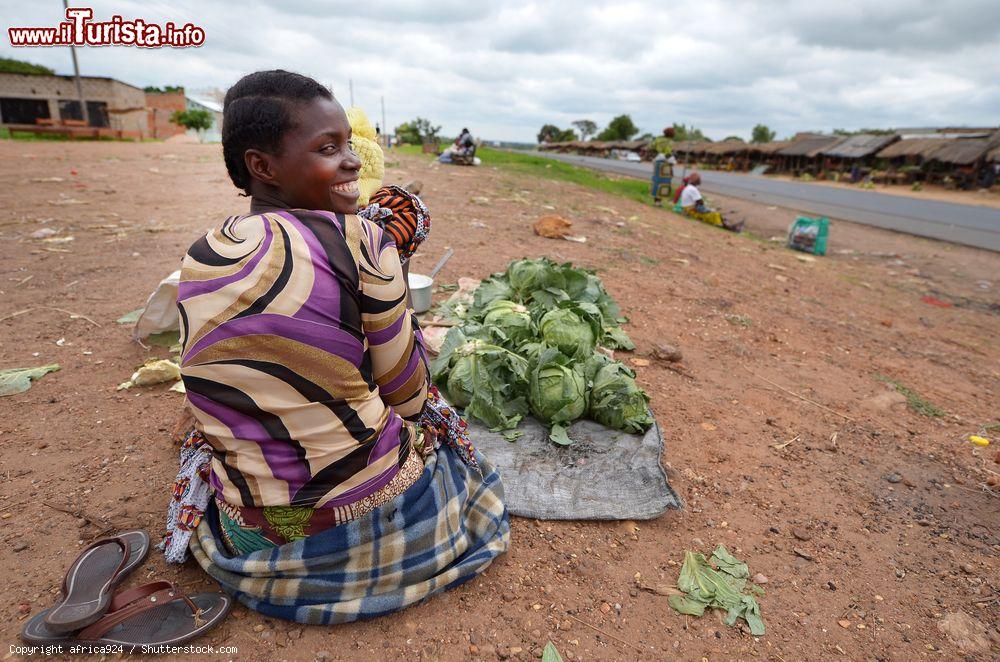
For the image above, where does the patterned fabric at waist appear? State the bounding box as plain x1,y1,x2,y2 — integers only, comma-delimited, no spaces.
216,449,426,554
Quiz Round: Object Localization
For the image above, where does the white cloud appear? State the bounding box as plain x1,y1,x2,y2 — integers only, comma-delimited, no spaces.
1,0,996,141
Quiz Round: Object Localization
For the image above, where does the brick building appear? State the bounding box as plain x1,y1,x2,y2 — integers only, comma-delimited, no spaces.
0,71,147,137
146,89,186,139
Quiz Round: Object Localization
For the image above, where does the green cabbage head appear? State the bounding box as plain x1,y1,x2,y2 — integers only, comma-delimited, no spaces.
508,258,561,295
529,348,587,425
482,300,534,347
589,363,654,434
539,308,596,359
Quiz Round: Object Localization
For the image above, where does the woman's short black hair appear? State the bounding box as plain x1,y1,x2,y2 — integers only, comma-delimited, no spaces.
222,70,333,193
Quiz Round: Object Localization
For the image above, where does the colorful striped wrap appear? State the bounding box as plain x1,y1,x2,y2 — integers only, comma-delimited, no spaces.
188,444,509,624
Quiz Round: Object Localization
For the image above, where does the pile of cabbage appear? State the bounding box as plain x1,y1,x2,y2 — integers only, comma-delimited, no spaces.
431,258,654,445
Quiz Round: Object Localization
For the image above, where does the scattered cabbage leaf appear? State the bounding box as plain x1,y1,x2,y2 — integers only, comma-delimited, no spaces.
0,364,60,397
668,546,766,636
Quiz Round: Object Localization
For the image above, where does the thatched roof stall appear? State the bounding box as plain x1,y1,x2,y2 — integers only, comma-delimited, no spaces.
703,140,749,155
673,140,711,156
538,141,574,152
753,141,792,154
927,139,991,166
988,146,1000,163
821,134,899,159
777,135,846,158
876,138,952,161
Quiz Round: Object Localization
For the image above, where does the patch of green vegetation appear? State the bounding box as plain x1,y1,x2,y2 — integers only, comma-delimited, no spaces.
639,255,661,266
725,314,753,328
391,144,435,158
477,147,652,205
983,422,1000,433
875,374,946,418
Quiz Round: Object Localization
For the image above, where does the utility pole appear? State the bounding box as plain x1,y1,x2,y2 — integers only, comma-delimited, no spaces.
380,95,386,147
348,79,354,107
63,0,90,125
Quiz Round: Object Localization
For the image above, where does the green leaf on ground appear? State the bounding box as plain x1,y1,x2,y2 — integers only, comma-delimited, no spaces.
0,364,60,397
116,308,144,324
147,330,180,348
549,423,575,446
502,430,524,442
541,642,564,662
711,544,750,579
669,546,765,636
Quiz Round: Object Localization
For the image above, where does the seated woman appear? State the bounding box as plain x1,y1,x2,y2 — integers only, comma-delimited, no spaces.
678,172,744,232
161,70,509,624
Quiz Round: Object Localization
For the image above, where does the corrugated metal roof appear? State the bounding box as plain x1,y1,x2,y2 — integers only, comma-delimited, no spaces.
821,134,898,159
876,138,952,160
777,135,845,157
928,139,990,165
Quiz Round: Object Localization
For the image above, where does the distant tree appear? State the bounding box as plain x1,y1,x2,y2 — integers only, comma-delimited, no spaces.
596,114,639,141
723,135,746,142
144,85,184,93
751,124,776,143
833,127,895,136
572,119,598,141
0,56,55,75
395,117,441,144
538,124,562,143
671,122,710,142
170,109,213,141
637,132,654,140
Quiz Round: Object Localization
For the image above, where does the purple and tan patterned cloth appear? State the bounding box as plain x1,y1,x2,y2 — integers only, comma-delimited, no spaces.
177,210,430,514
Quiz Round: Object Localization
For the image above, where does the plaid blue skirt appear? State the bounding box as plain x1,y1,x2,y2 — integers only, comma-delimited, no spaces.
188,445,509,624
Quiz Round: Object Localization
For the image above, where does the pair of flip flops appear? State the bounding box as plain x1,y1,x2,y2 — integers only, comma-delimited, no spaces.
21,530,231,646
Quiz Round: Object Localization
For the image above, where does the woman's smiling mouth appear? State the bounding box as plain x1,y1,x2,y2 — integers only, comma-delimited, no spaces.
332,180,359,194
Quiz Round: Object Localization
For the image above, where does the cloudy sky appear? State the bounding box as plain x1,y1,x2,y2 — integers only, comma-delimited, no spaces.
2,1,998,142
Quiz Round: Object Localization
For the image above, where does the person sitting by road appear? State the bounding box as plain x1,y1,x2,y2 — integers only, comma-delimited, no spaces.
161,70,509,625
679,172,744,232
455,127,476,157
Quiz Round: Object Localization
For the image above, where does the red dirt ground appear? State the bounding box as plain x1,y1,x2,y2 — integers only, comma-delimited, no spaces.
0,141,997,661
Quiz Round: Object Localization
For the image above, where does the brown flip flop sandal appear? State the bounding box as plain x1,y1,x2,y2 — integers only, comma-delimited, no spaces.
43,530,150,634
21,581,231,646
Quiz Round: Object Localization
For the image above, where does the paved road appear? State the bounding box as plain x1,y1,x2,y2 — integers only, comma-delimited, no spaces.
534,151,1000,251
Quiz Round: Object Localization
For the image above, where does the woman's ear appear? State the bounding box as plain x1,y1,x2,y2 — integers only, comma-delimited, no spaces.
245,149,279,186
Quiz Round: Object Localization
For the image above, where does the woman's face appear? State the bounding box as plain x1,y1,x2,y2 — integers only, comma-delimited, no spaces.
268,97,362,213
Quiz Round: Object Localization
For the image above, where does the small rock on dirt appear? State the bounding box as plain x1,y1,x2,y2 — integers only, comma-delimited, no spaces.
792,527,812,541
753,573,768,585
13,542,29,552
960,563,974,574
793,548,814,561
652,344,683,362
886,473,902,484
937,611,992,654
